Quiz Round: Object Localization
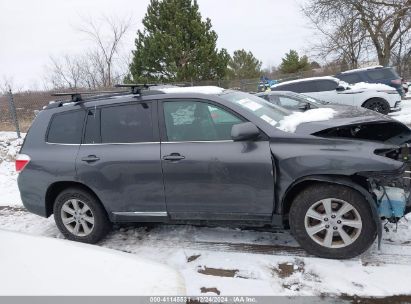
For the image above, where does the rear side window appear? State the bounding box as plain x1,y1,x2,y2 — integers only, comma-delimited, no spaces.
337,73,362,84
100,103,153,143
47,110,85,144
273,83,304,92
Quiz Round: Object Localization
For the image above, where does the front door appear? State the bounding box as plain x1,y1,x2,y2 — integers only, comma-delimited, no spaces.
159,99,274,220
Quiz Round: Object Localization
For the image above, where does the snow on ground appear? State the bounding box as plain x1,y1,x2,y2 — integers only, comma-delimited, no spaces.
278,108,337,133
0,132,24,207
0,229,185,295
3,131,411,297
2,205,411,297
390,98,411,125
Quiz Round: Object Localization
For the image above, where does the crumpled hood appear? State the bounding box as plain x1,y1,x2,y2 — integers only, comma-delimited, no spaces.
294,105,397,135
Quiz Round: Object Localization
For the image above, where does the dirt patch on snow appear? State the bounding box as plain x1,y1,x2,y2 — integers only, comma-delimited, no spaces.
273,260,305,278
200,287,221,295
198,267,238,278
0,206,26,213
187,254,201,263
339,294,411,304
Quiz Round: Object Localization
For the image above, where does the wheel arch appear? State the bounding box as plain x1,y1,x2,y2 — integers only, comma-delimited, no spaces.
281,174,382,246
45,181,103,217
361,96,389,108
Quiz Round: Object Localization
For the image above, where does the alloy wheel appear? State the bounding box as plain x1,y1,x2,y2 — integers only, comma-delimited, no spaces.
60,199,95,237
304,198,362,249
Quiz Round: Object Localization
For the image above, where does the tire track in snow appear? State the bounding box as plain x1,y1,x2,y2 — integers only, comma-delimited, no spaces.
3,206,411,265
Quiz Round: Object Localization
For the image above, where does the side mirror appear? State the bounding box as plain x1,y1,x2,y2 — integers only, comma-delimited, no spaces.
336,85,345,91
231,122,260,141
298,103,310,111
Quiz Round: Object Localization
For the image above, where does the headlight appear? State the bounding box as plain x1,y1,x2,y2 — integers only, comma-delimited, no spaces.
378,90,399,94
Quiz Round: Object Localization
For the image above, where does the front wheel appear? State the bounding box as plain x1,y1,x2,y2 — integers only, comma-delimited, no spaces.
53,187,111,243
362,98,390,114
289,184,377,259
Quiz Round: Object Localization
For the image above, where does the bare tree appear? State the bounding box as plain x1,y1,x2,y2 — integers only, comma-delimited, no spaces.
391,28,411,76
304,0,411,67
0,75,22,94
46,14,132,90
304,7,371,69
77,15,131,87
47,55,83,89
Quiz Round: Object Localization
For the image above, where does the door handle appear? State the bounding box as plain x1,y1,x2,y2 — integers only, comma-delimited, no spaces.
81,155,100,163
163,153,185,161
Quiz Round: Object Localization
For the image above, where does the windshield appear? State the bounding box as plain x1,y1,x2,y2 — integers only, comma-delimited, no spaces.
338,80,351,88
299,93,329,105
219,91,289,126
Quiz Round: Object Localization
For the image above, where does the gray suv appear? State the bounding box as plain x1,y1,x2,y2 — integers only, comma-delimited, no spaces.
16,85,411,259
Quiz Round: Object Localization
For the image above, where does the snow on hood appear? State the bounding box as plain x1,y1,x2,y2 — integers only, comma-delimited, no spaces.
278,108,337,133
348,82,396,91
159,86,225,95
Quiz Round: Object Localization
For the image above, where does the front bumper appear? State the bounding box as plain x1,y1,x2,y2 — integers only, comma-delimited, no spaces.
390,100,402,112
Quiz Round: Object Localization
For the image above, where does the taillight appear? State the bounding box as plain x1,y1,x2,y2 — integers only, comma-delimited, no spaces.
391,79,402,85
15,154,30,173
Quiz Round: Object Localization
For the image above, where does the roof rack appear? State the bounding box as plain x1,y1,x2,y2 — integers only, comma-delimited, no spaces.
114,83,158,94
46,84,163,109
50,90,129,102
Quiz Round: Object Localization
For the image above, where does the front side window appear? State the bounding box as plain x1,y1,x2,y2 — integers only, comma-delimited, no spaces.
163,101,243,142
278,96,302,108
47,110,85,144
100,103,153,143
317,80,338,91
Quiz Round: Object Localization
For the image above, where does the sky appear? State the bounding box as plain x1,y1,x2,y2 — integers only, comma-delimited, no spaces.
0,0,312,90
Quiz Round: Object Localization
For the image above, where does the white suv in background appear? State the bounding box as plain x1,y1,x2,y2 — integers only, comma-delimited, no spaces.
270,76,401,114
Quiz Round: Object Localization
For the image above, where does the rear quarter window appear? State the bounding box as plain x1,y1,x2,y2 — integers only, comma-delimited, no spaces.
366,68,398,81
47,110,85,144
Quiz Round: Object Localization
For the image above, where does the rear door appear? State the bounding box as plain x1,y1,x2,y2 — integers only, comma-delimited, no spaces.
159,99,274,220
76,101,166,220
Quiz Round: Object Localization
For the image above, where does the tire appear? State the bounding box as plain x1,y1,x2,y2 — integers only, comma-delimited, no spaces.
53,187,111,244
289,184,377,259
362,98,390,114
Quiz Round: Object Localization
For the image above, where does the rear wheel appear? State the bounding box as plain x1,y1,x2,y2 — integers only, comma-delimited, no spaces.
289,184,377,259
53,187,111,243
362,98,390,114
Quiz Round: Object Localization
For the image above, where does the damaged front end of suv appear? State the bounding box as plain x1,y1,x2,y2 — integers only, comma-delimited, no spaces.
311,114,411,237
272,105,411,255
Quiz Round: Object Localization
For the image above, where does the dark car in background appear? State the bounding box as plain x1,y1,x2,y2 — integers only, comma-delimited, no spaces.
16,85,411,259
335,66,404,97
